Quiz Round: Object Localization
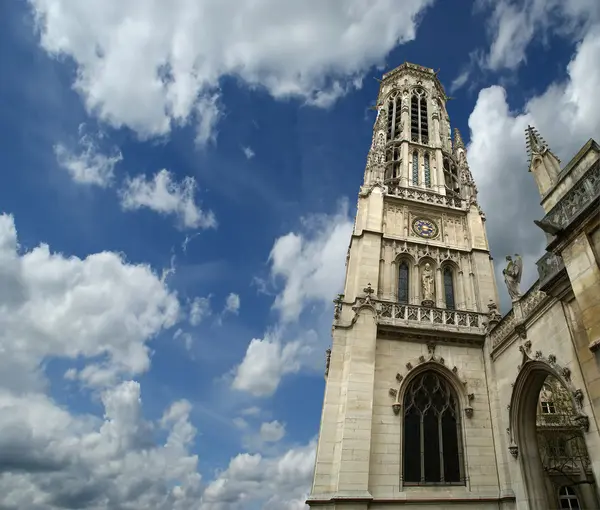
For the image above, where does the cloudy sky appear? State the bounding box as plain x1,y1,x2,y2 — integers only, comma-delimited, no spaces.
1,0,600,508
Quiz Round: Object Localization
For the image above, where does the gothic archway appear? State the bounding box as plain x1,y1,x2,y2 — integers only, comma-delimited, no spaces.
508,345,591,509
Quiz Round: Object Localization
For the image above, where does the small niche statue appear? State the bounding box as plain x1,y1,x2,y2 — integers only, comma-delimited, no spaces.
503,254,523,301
421,263,435,307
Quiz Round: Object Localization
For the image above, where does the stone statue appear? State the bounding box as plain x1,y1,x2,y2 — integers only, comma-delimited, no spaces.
503,254,523,301
421,263,435,305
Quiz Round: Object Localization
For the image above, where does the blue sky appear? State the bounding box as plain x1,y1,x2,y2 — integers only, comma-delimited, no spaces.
1,1,599,508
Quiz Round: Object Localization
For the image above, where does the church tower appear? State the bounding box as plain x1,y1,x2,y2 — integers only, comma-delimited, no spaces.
307,63,512,509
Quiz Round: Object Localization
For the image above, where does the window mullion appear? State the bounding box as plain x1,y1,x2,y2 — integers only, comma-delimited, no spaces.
438,413,445,483
420,413,425,483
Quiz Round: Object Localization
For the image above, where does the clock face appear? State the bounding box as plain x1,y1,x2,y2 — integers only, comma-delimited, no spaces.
412,218,439,239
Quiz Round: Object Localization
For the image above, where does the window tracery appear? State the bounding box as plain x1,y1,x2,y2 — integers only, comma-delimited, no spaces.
410,88,428,144
403,371,464,484
443,156,461,197
424,153,431,188
443,267,455,310
412,151,419,186
386,93,402,141
398,261,409,304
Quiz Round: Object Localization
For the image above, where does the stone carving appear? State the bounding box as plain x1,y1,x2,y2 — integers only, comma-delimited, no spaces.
421,263,435,306
363,283,374,304
385,185,465,209
333,294,344,320
465,407,473,418
324,349,331,378
536,251,565,287
541,159,599,230
509,443,519,459
503,254,523,301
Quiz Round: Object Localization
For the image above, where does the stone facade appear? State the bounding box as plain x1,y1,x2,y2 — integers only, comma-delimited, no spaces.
307,62,600,510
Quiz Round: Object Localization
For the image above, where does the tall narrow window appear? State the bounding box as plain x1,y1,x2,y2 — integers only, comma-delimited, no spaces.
398,261,409,304
412,152,419,185
392,147,401,179
387,100,394,141
403,372,463,484
444,267,455,309
394,98,402,139
420,98,429,143
424,153,431,188
411,95,419,142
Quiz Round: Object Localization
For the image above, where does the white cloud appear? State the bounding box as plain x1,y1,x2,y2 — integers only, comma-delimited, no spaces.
224,293,240,315
242,146,255,159
270,202,353,323
467,26,600,310
233,417,249,430
195,93,222,147
232,205,351,396
240,406,261,417
259,420,286,443
200,440,316,510
232,333,306,397
482,0,599,71
120,169,216,230
0,213,179,391
54,129,122,187
189,296,212,326
449,68,470,93
0,383,202,509
29,0,434,141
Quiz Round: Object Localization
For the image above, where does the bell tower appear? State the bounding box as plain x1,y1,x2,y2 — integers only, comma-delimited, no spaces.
307,63,510,509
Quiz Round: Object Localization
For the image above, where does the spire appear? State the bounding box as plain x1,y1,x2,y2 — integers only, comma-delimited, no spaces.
525,125,562,198
525,125,559,164
453,128,465,151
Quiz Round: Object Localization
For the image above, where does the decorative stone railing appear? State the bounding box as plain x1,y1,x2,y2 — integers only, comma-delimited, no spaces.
385,184,465,209
536,251,566,289
371,299,487,334
542,159,599,230
490,282,548,349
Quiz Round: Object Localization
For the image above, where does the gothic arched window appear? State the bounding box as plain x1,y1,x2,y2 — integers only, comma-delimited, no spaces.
411,95,419,142
387,96,402,141
398,261,409,304
558,486,581,510
443,157,460,197
444,267,455,309
412,152,419,185
403,371,464,484
424,153,431,188
410,89,428,144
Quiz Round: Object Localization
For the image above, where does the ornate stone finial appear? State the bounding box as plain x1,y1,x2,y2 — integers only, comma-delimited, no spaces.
487,300,502,325
406,362,413,370
503,254,523,302
453,128,465,151
427,341,436,356
363,283,375,304
525,125,549,161
333,294,344,320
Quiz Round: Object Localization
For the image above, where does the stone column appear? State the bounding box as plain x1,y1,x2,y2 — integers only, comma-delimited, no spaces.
561,232,600,350
385,250,393,301
457,270,466,309
412,264,420,305
332,308,377,503
435,268,443,308
436,149,445,195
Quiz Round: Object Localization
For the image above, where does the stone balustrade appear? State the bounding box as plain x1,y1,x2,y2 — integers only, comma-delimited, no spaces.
369,298,487,334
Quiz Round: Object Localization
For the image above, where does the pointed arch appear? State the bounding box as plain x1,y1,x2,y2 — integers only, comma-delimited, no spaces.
508,350,589,510
399,362,467,486
443,266,456,310
424,153,431,188
394,253,416,304
412,151,419,185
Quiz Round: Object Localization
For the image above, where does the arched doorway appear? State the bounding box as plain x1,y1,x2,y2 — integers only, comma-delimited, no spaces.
509,347,595,509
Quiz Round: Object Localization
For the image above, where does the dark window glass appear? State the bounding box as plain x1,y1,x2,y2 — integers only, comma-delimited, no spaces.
420,98,428,144
412,152,419,185
387,100,394,140
403,372,463,484
398,262,409,304
444,267,455,309
424,154,431,188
